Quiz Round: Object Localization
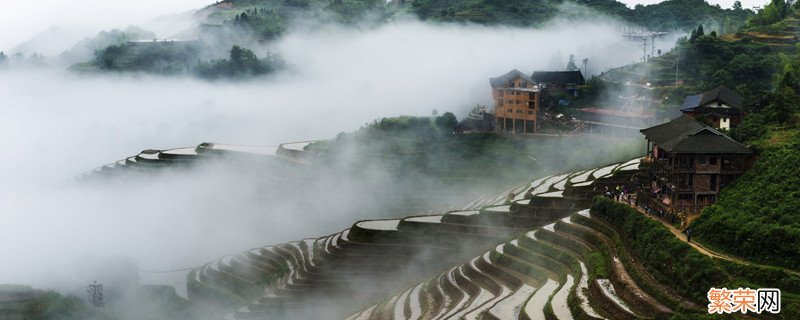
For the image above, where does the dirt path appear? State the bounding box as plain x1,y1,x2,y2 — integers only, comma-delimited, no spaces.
618,200,800,277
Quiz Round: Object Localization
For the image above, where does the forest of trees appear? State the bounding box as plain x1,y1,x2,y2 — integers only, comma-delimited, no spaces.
91,41,202,74
410,0,752,31
195,45,283,79
228,8,286,40
748,0,800,26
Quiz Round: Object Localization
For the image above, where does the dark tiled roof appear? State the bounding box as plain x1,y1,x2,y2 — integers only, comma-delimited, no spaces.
680,94,702,110
671,128,752,154
531,71,585,85
640,115,751,154
681,105,742,116
680,86,743,112
489,69,535,88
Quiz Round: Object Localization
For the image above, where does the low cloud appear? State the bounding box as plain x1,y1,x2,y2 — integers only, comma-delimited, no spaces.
0,14,661,294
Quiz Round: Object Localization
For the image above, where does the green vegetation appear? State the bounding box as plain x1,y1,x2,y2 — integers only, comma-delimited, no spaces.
748,0,797,27
79,42,284,79
591,198,800,317
229,8,286,39
680,14,800,270
195,45,283,79
327,0,389,24
212,0,751,33
410,0,751,32
24,292,92,320
691,129,800,271
83,41,202,74
59,26,157,65
77,0,754,77
587,252,608,278
629,0,751,32
0,285,94,320
308,113,643,192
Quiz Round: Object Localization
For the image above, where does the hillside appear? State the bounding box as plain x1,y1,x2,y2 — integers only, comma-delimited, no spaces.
0,285,90,320
307,114,644,191
73,0,753,76
74,140,800,319
598,1,800,281
8,1,800,319
690,127,800,271
411,0,751,31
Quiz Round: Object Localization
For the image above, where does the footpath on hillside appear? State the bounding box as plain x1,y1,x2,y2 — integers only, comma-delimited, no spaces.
612,197,800,277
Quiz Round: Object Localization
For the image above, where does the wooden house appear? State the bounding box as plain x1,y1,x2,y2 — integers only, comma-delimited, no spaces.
680,86,744,130
490,69,541,133
640,115,753,213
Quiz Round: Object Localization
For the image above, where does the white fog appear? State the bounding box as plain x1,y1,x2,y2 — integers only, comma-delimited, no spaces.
0,16,664,290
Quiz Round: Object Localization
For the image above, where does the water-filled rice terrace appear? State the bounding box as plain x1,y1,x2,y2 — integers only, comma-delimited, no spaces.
84,142,704,319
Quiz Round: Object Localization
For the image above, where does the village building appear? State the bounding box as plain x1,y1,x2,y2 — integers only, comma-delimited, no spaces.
490,69,541,133
531,71,585,97
456,105,495,133
640,115,753,214
680,86,744,130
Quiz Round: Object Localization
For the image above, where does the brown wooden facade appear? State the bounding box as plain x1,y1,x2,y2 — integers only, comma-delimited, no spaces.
640,115,753,214
490,70,540,133
680,86,744,130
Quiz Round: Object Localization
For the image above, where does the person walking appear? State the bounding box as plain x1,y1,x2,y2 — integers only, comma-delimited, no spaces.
687,228,693,242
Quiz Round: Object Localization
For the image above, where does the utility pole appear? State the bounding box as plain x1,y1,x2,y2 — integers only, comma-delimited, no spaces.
582,58,588,78
642,37,647,62
675,57,679,86
651,35,656,57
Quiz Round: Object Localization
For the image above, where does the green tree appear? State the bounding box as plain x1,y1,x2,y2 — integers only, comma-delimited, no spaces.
711,69,734,88
435,112,458,131
751,0,790,26
566,54,578,71
195,45,282,79
779,64,799,91
766,86,799,123
689,24,705,42
86,281,104,316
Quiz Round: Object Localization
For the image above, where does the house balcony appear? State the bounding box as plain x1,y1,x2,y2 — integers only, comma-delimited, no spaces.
721,165,745,173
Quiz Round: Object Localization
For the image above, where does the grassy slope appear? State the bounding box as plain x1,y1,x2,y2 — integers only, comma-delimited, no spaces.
674,8,800,273
0,285,92,320
691,127,800,271
592,198,800,318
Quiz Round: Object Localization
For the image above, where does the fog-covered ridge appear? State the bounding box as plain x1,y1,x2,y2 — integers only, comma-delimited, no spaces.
0,12,652,300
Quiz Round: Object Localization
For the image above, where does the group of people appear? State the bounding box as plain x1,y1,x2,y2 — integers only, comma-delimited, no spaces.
603,184,631,204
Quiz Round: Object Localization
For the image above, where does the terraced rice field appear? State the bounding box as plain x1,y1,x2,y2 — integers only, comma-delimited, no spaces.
85,145,678,319
176,156,690,319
